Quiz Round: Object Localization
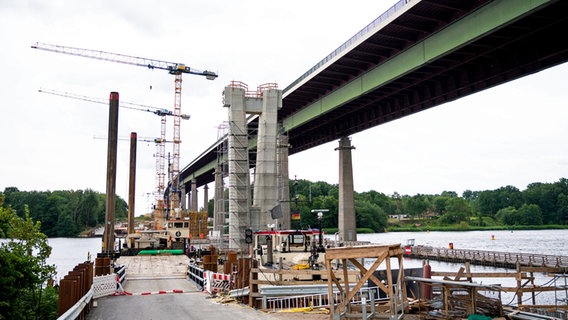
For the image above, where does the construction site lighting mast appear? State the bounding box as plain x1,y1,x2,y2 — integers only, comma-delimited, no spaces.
32,42,218,225
38,88,184,229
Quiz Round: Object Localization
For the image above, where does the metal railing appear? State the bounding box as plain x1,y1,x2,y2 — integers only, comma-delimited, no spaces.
283,0,413,93
188,263,205,290
263,285,386,312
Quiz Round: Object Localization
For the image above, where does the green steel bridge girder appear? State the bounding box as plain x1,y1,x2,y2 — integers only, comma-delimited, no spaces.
179,136,258,186
281,0,552,132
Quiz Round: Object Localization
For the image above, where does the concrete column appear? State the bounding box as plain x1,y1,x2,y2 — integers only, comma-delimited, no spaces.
180,183,186,210
203,184,209,213
336,136,357,241
277,133,291,230
103,92,119,254
127,132,137,235
191,179,198,212
224,85,250,252
252,88,282,230
214,165,225,235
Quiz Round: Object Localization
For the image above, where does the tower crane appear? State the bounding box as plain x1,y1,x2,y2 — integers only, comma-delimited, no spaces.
40,87,183,229
39,88,191,119
32,42,217,227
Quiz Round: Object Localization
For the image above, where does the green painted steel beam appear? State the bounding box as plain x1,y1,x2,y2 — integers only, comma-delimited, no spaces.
282,0,553,132
180,136,258,184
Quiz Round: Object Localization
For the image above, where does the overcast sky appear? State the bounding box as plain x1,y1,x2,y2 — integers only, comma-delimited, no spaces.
1,1,567,217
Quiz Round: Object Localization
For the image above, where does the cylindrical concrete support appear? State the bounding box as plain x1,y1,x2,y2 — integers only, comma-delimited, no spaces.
337,136,357,241
103,92,119,253
203,184,209,213
191,179,198,212
277,133,291,230
180,183,186,210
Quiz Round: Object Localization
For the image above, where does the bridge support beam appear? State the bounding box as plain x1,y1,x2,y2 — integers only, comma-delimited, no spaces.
190,179,198,212
203,184,208,214
277,133,291,230
336,136,357,242
214,165,225,236
180,184,186,211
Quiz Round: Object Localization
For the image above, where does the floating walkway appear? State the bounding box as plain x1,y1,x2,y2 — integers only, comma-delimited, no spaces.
405,245,568,270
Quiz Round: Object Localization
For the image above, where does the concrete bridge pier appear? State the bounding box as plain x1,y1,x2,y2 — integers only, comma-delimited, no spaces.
252,88,282,230
202,184,208,213
213,165,225,236
223,85,250,252
277,133,291,230
336,136,357,242
180,184,186,211
190,179,198,212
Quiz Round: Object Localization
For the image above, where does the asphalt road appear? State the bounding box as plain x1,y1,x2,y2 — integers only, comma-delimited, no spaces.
86,278,281,320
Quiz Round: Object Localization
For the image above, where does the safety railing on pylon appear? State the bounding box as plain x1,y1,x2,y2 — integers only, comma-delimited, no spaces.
226,81,278,98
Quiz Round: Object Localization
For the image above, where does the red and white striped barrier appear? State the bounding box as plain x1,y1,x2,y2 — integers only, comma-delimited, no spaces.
203,271,231,294
131,289,185,296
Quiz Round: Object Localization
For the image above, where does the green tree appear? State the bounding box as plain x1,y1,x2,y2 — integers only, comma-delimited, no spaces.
517,204,543,225
354,200,387,232
357,190,396,214
0,195,58,320
437,197,472,225
402,194,429,218
524,180,567,224
495,206,517,225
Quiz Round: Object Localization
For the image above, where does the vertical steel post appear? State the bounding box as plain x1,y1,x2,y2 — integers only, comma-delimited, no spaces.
128,132,137,234
103,92,119,254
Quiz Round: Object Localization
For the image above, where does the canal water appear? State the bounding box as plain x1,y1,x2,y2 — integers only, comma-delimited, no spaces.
47,229,568,306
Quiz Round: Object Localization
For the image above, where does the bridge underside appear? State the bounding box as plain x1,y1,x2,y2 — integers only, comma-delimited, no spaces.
282,0,568,154
180,0,568,190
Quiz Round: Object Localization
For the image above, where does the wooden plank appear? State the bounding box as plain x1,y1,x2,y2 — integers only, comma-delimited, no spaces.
250,268,359,276
324,244,402,260
432,271,523,278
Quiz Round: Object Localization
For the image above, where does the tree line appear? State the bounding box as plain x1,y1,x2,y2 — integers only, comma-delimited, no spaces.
1,187,127,237
285,178,568,233
2,177,568,237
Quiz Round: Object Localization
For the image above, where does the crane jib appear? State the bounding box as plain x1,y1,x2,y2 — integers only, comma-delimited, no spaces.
31,42,217,79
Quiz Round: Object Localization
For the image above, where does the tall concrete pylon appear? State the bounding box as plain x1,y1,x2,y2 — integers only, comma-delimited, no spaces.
337,136,357,241
223,85,250,252
223,82,283,252
252,88,282,230
277,133,291,230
